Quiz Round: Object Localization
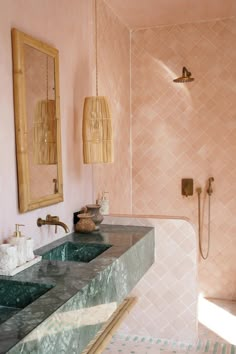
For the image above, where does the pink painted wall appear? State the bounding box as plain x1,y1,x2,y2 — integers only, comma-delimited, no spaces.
92,0,132,213
0,0,131,249
0,0,95,248
131,18,236,300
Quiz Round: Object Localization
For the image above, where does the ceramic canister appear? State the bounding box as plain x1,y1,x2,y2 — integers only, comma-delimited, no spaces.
75,213,96,233
0,244,17,271
26,238,34,261
86,204,104,230
10,236,27,266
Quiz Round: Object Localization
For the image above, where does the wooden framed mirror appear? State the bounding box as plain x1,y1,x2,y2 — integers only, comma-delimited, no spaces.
12,28,63,212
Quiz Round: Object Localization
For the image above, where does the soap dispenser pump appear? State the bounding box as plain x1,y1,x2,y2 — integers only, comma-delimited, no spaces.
14,224,24,237
10,224,27,266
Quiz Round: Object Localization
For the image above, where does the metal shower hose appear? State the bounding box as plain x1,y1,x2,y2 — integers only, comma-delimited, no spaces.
197,189,211,260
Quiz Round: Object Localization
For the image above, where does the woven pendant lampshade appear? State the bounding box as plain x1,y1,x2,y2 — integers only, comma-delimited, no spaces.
82,0,113,164
83,96,113,163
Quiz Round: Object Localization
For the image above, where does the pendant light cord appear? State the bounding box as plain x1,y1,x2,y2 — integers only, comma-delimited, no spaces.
95,0,98,96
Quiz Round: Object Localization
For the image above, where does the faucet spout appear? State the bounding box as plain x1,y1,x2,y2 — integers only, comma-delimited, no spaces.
51,220,70,233
37,215,69,233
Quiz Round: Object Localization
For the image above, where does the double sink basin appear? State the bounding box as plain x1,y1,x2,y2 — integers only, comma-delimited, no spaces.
0,240,111,325
41,241,111,263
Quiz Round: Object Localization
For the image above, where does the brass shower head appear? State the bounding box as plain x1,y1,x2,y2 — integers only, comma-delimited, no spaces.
173,66,194,83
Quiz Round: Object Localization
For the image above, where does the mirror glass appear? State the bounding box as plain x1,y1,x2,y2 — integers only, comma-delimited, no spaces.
12,29,63,212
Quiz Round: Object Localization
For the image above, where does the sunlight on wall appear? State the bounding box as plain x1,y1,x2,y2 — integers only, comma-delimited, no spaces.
198,296,236,345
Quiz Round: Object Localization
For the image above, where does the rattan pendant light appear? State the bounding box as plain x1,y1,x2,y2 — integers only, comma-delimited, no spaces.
82,0,113,164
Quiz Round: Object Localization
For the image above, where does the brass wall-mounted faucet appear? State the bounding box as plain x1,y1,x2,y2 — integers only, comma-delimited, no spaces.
37,215,69,233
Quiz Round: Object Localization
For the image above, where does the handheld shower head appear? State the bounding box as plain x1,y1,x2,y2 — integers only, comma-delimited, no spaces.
173,66,194,83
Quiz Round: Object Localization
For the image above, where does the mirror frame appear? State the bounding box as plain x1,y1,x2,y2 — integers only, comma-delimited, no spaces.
12,28,63,212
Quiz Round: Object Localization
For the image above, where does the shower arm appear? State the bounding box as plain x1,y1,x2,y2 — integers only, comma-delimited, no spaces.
183,66,191,78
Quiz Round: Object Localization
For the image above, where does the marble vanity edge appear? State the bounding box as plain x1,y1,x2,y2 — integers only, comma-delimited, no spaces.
5,226,154,354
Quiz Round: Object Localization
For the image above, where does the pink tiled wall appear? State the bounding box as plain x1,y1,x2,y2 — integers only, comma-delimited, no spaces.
92,0,132,214
104,215,198,343
131,18,236,300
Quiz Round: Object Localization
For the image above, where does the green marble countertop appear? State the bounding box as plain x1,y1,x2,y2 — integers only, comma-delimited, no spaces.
0,224,154,354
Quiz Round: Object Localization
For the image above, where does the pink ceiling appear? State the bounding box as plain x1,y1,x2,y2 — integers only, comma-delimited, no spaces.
105,0,236,29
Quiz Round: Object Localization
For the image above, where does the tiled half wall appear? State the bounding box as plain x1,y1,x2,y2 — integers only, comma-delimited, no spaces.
131,18,236,300
104,215,198,343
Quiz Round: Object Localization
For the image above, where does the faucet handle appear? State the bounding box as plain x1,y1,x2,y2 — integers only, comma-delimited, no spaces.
46,215,59,233
46,215,59,222
46,214,52,221
52,215,59,221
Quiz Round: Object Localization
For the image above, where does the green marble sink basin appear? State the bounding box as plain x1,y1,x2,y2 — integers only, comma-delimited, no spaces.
41,241,111,263
0,280,53,325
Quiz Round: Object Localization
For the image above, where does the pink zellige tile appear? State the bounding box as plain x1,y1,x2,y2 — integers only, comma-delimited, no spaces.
131,18,236,301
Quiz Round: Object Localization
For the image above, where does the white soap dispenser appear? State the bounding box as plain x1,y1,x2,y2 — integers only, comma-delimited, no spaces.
100,192,109,215
10,224,27,266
